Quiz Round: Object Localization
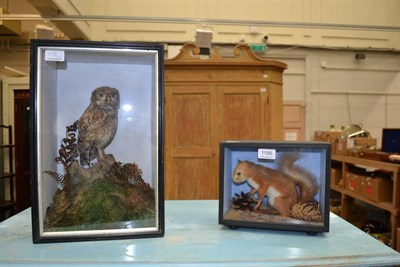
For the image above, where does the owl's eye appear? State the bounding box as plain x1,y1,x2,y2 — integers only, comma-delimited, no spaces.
236,171,241,176
112,93,117,98
98,93,104,98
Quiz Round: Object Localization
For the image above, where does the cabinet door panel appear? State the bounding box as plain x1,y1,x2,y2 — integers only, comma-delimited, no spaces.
172,93,210,147
165,85,218,199
218,86,268,141
171,157,214,200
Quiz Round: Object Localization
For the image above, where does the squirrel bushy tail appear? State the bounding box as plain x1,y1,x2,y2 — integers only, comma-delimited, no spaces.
278,153,319,202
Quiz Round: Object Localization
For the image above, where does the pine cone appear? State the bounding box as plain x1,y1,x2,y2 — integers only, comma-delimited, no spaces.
231,191,256,210
291,201,323,222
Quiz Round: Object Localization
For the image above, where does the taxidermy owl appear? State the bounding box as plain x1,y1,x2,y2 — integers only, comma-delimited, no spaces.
77,86,120,167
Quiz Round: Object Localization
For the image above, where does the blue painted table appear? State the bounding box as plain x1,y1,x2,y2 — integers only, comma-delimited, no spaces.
1,200,400,266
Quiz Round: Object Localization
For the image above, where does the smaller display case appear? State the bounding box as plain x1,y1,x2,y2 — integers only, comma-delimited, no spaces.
219,141,331,234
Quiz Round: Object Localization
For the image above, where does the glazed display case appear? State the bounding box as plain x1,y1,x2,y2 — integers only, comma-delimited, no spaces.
219,141,331,234
30,39,164,243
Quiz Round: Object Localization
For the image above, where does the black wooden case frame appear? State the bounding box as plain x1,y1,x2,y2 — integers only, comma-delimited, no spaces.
219,141,331,234
30,40,164,243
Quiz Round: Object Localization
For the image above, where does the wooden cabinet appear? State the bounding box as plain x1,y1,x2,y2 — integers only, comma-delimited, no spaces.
164,43,287,200
331,154,400,251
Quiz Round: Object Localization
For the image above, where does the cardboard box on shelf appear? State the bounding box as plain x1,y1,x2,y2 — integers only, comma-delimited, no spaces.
314,131,341,142
346,173,361,193
314,130,341,154
336,138,377,155
360,176,393,203
348,138,377,150
336,139,347,155
331,168,342,187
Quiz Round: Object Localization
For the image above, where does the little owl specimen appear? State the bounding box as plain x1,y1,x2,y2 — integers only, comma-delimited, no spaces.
77,86,120,166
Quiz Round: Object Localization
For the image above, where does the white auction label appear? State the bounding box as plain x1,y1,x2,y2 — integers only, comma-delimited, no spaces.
44,50,65,62
258,148,276,160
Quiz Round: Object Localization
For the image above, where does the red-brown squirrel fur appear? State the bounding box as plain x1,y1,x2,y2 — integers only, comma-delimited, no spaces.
232,153,318,217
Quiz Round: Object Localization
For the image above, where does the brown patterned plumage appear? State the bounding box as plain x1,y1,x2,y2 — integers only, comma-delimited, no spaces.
77,86,120,166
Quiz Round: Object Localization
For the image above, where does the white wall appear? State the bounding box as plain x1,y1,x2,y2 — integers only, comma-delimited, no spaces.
49,0,400,50
264,47,400,144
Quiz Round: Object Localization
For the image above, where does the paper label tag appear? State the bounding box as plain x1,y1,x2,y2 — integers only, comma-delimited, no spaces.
45,50,65,62
258,148,276,160
285,132,298,141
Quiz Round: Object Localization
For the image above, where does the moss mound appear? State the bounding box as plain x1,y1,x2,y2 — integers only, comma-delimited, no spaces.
44,161,155,231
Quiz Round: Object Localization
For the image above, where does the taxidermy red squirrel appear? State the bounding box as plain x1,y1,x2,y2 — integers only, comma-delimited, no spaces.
232,153,318,217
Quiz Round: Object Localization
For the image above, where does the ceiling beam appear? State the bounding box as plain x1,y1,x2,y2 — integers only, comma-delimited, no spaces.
26,0,88,40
